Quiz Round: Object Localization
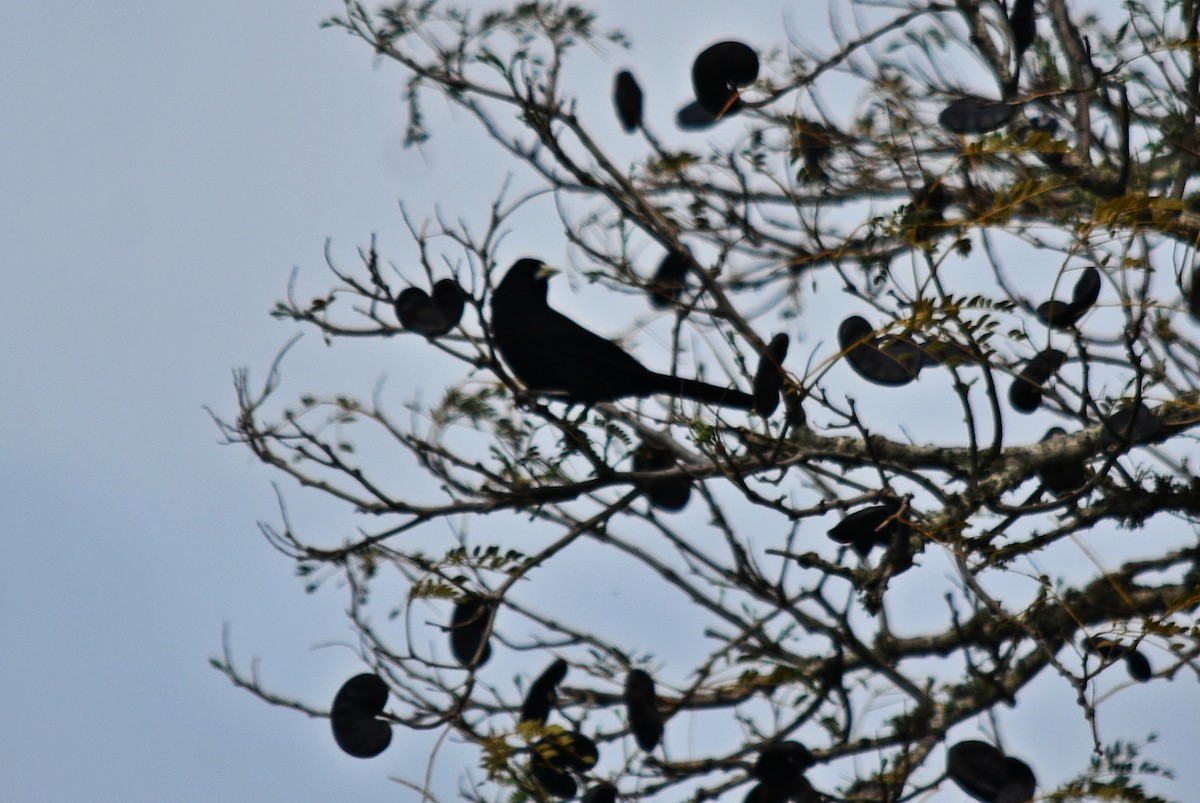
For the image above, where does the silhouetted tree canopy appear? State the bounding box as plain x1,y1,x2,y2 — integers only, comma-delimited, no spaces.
214,1,1200,801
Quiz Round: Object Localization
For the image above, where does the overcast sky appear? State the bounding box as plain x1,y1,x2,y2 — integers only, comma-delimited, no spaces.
2,1,1195,801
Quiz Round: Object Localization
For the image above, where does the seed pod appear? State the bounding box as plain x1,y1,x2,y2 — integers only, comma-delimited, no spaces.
838,316,924,386
396,278,467,337
1008,349,1066,413
947,740,1036,803
1036,427,1088,495
691,41,759,118
753,333,790,417
1036,267,1100,329
649,249,692,308
330,674,392,759
939,96,1016,134
520,658,569,725
633,441,692,512
449,595,495,668
828,503,905,557
613,70,643,133
623,668,664,751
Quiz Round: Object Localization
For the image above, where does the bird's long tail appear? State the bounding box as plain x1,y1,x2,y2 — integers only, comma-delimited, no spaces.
650,373,755,410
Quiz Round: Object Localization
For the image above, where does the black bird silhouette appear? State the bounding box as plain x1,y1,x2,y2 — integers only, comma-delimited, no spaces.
491,259,754,408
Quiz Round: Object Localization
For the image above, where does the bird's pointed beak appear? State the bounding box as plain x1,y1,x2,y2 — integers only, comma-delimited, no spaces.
537,263,560,280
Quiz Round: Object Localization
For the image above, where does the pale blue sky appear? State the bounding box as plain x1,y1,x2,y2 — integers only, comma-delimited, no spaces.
1,1,1194,801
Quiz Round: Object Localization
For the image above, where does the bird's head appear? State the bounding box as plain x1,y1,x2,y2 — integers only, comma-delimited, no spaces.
495,258,558,305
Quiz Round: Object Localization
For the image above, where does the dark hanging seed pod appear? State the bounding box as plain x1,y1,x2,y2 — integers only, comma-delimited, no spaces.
530,756,578,799
676,100,719,130
623,669,664,751
633,441,692,512
692,40,759,118
613,70,644,133
947,740,1036,803
520,658,569,725
753,333,790,417
1084,635,1128,661
533,729,600,773
939,96,1017,134
449,596,495,668
838,316,923,386
1008,349,1066,414
330,674,393,759
1124,649,1152,682
1036,267,1100,329
396,278,467,337
649,249,692,308
581,782,618,803
828,503,904,557
1101,402,1165,450
1071,267,1101,307
1036,427,1088,495
1187,265,1200,321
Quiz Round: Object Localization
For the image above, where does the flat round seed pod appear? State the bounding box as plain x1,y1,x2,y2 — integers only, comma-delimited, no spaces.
947,740,1036,803
449,596,495,668
676,100,719,130
753,333,790,417
828,503,903,557
1084,635,1128,661
623,669,664,751
1008,349,1066,413
649,249,692,308
1036,427,1088,495
613,70,644,133
330,674,392,759
838,316,923,386
581,782,618,803
533,729,600,773
1125,649,1152,682
753,741,815,787
692,41,759,118
633,441,692,512
520,658,569,725
1101,402,1165,450
939,96,1016,134
530,756,578,799
396,278,466,337
1071,267,1101,307
1036,267,1100,329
